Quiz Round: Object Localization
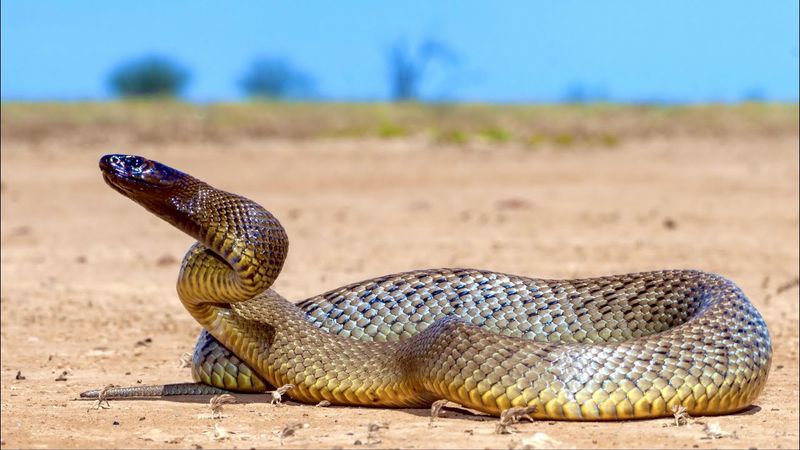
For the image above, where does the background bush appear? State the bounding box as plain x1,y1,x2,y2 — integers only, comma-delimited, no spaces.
109,55,189,98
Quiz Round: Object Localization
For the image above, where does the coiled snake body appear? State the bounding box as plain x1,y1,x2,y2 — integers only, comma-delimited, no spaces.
88,154,772,420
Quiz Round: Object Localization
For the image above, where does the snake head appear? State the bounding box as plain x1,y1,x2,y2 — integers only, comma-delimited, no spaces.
99,154,203,231
100,154,185,193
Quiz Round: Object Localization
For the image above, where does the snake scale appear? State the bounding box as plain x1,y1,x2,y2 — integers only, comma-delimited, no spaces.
84,154,772,420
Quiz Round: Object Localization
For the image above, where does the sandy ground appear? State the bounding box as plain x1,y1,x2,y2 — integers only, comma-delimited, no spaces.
1,132,798,449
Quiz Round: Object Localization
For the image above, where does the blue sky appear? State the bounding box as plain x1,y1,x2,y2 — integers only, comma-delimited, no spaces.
2,1,798,103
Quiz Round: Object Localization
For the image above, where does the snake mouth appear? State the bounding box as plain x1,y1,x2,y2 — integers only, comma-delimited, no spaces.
101,169,153,197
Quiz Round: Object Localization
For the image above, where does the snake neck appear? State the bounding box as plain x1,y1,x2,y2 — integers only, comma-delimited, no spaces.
102,158,290,299
173,187,289,309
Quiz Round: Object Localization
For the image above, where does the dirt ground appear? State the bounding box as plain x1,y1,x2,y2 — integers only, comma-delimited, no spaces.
1,127,798,448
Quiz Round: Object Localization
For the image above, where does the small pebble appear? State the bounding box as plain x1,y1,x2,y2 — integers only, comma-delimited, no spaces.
156,254,178,266
135,337,153,347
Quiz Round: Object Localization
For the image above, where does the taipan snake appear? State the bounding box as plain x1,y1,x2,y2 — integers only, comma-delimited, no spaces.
83,154,772,420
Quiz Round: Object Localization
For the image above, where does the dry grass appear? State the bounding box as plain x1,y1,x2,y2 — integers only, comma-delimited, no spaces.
2,101,796,147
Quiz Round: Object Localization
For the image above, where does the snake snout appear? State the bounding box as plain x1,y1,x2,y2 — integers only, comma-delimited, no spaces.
99,154,146,176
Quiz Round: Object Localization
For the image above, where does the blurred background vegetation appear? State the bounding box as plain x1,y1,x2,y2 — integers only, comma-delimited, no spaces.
103,38,458,102
3,39,797,148
238,57,316,100
2,101,796,147
2,2,797,147
108,56,190,98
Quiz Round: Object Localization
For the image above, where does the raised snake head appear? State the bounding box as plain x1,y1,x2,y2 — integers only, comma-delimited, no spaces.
99,154,207,237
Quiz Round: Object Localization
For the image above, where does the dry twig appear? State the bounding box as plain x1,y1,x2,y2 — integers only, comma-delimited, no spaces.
209,394,236,419
671,405,693,427
775,277,799,295
495,406,537,434
429,399,450,426
88,384,117,411
177,352,193,368
210,423,233,440
703,422,735,440
268,384,295,405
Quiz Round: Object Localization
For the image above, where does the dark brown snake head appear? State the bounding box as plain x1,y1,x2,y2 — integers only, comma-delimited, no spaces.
100,154,186,193
99,154,207,235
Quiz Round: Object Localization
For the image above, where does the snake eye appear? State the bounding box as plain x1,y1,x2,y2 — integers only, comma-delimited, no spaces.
130,156,145,172
129,156,150,174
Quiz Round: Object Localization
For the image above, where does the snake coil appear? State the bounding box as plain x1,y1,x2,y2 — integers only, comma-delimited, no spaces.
94,154,772,419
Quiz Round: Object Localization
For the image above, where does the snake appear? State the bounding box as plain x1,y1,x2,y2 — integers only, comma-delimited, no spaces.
83,153,772,420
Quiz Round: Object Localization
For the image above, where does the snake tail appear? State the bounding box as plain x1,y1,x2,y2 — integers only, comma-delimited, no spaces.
80,383,230,399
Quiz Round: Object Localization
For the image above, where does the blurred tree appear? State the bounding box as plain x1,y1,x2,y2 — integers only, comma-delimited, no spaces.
742,87,766,102
388,38,459,102
108,55,189,98
239,57,315,99
562,81,609,103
